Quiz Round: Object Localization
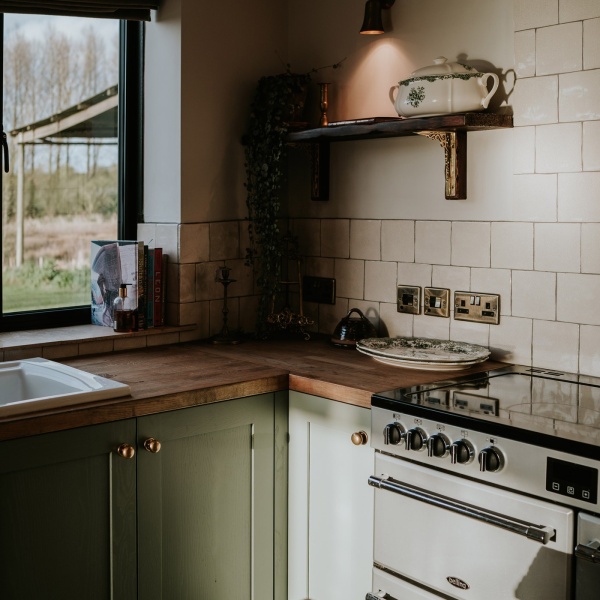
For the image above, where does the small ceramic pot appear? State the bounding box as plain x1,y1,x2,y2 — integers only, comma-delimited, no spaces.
390,57,500,118
331,308,378,348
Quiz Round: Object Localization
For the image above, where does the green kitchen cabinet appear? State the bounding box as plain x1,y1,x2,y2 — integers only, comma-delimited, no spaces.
0,419,138,600
137,392,284,600
0,392,285,600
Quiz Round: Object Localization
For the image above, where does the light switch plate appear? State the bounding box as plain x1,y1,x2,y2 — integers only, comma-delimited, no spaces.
397,286,421,315
424,287,450,318
454,291,500,324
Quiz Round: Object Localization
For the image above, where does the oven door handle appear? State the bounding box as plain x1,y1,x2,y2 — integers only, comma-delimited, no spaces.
368,475,556,545
575,540,600,563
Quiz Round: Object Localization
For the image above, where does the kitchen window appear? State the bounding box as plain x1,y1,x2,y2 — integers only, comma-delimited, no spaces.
0,12,142,331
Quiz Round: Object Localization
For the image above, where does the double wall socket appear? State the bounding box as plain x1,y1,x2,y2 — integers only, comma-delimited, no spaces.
397,286,421,314
454,291,500,324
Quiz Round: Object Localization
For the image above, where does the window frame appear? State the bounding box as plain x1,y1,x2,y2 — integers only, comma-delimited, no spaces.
0,16,143,332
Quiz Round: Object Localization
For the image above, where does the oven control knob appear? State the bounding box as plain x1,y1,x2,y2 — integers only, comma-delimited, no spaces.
449,439,475,464
384,423,405,446
427,433,450,458
405,427,427,451
478,447,504,473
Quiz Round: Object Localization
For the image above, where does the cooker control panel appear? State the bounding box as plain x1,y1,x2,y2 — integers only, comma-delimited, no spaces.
371,406,600,511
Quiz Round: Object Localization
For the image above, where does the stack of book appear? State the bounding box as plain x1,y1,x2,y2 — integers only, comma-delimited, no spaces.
91,240,168,329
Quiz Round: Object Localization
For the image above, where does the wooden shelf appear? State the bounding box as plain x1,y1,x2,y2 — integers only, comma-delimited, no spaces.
286,112,513,200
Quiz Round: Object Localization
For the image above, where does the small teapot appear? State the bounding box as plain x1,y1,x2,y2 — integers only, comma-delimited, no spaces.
331,308,378,348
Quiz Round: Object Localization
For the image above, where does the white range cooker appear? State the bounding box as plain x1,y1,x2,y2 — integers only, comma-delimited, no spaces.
367,365,600,600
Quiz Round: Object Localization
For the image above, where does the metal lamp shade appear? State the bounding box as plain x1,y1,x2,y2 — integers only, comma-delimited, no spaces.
359,0,395,34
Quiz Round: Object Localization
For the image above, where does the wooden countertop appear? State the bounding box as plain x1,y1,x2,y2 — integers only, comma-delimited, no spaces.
0,337,505,441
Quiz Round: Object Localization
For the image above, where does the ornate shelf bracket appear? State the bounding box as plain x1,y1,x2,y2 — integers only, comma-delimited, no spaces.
415,130,467,200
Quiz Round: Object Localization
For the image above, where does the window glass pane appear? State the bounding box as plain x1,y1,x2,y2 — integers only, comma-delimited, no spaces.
2,14,119,313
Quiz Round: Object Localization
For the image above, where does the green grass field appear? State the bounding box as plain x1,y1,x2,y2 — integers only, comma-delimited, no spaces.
4,282,89,313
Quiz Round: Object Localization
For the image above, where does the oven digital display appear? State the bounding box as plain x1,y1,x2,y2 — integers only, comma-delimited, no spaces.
546,457,598,504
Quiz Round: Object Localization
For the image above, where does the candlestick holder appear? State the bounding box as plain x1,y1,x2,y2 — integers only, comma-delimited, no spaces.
212,265,242,344
319,82,329,127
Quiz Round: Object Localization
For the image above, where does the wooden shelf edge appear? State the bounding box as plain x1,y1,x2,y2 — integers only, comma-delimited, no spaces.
287,112,513,144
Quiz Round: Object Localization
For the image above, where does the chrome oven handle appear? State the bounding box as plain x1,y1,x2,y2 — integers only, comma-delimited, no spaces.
575,540,600,563
368,475,556,545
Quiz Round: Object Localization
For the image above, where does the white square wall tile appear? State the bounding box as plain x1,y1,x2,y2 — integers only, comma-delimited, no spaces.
513,76,559,126
350,220,381,260
536,22,582,75
584,18,600,69
490,316,532,365
449,319,490,348
582,224,600,273
535,123,582,172
491,222,534,270
515,30,536,78
558,172,600,221
415,221,451,265
532,320,579,372
583,121,600,170
513,127,536,174
511,174,558,221
397,262,432,290
414,315,450,341
451,222,490,268
512,270,556,320
470,268,512,315
559,0,600,22
559,70,600,122
381,220,414,262
379,302,413,338
365,261,397,302
322,219,349,258
580,325,600,376
557,272,600,325
534,223,581,272
515,0,558,30
334,258,364,299
432,265,470,291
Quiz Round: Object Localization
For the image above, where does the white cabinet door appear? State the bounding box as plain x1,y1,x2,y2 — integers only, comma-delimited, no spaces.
288,391,374,600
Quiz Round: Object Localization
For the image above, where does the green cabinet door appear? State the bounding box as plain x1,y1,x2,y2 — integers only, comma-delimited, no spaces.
0,419,137,600
137,393,280,600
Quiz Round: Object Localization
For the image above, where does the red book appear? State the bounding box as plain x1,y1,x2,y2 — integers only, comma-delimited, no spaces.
153,248,163,326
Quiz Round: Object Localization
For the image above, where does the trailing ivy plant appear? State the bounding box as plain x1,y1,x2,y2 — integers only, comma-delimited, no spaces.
243,61,345,337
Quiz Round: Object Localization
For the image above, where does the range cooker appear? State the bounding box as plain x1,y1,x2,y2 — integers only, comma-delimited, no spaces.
366,365,600,600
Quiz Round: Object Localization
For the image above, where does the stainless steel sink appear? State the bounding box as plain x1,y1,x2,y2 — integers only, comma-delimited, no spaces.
0,358,131,417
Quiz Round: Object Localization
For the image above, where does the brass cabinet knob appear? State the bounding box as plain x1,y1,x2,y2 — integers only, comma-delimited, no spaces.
116,443,136,459
143,437,162,453
351,430,368,446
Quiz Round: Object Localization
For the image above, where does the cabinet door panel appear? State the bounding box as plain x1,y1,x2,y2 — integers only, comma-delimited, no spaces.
137,394,275,600
0,420,137,600
288,391,374,600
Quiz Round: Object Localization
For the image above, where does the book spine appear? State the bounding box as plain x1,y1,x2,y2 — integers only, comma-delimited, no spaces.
137,242,147,330
154,248,163,327
147,249,155,328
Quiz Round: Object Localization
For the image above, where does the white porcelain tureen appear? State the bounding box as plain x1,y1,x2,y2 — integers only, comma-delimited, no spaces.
391,56,500,118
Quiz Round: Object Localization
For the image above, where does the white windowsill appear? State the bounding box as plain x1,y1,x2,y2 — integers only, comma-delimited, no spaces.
0,324,198,362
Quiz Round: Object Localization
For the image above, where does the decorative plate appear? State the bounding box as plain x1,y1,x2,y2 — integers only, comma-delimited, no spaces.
356,337,490,363
356,348,487,371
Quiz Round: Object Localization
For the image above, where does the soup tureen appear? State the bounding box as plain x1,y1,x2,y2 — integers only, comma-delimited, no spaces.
391,57,500,118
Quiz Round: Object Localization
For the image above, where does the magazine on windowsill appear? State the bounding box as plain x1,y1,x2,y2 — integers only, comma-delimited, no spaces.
90,240,143,328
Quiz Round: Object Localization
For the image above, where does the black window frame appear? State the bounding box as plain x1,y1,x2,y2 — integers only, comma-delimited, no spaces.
0,16,143,332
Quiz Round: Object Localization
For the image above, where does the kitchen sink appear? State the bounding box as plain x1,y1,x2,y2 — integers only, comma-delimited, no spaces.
0,358,131,417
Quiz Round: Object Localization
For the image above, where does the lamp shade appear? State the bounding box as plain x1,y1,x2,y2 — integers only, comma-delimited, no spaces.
360,0,384,34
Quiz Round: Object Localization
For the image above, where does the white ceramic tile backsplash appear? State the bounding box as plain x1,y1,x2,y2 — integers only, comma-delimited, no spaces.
558,172,600,221
532,319,579,372
559,0,600,23
534,223,581,272
451,222,491,267
581,224,600,273
584,18,600,69
350,220,381,260
512,270,556,320
536,22,582,75
491,222,534,269
513,76,558,126
415,221,451,265
514,0,558,30
381,220,415,262
515,30,536,78
583,121,600,169
559,70,600,121
512,126,536,173
535,123,582,172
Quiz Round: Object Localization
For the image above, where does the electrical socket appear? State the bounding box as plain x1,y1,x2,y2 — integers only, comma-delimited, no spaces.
454,291,500,324
397,285,421,315
424,287,450,318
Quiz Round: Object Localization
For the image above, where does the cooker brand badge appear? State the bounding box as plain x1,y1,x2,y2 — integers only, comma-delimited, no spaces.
447,576,470,590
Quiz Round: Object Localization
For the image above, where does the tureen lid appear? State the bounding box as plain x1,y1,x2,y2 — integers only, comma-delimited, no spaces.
400,56,482,84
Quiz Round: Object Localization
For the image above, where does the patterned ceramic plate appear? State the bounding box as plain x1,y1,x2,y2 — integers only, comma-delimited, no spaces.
356,347,488,370
356,337,490,363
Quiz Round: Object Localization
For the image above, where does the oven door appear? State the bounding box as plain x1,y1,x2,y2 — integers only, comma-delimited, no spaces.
370,453,574,599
